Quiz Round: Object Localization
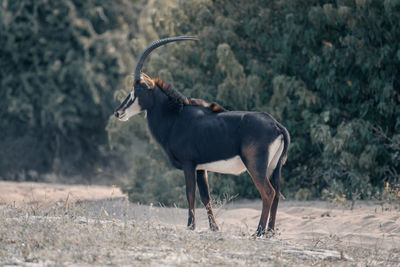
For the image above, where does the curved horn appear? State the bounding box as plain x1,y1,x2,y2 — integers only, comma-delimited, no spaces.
134,36,198,82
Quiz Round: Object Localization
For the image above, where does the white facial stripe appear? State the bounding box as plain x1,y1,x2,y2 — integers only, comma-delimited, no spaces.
119,100,141,121
118,89,142,121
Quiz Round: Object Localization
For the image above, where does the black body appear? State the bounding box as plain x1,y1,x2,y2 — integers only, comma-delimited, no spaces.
146,89,283,170
128,81,289,235
114,37,290,236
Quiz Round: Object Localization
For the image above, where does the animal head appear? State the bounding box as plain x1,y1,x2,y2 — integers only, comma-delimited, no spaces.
114,36,198,121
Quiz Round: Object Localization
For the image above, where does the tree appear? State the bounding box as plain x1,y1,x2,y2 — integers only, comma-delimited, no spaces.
110,0,400,203
0,0,143,180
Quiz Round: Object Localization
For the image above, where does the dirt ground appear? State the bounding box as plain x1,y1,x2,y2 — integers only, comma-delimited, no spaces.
0,181,399,266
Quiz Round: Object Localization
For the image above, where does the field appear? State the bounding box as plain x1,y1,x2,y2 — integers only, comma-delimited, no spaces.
0,181,399,266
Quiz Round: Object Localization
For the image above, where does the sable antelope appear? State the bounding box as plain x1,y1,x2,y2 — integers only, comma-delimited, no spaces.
114,37,290,236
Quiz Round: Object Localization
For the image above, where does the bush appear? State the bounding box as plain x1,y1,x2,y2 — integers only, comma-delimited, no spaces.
109,0,400,204
0,0,142,179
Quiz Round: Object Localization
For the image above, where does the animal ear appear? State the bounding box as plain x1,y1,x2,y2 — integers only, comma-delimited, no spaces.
140,73,155,89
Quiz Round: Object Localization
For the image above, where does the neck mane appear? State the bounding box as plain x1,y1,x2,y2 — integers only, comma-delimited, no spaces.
152,78,227,113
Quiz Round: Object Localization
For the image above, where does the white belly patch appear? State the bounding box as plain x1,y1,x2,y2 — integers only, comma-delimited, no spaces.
196,156,247,175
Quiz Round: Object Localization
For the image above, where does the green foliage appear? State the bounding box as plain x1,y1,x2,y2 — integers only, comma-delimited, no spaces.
0,0,142,179
111,0,400,204
1,0,398,204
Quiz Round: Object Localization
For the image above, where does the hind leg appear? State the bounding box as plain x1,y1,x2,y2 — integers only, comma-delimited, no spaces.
267,165,282,232
266,136,285,232
241,145,275,236
196,170,218,231
255,178,275,236
267,197,279,232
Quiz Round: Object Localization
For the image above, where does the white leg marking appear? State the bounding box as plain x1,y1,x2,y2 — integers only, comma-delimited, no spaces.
266,135,284,179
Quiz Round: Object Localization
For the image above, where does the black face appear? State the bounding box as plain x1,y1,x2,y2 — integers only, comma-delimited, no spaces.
113,82,155,120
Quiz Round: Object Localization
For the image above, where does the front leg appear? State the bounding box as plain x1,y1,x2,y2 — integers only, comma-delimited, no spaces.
183,163,196,230
196,170,219,231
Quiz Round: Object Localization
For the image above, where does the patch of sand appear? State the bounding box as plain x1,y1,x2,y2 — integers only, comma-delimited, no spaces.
216,201,399,251
0,181,124,206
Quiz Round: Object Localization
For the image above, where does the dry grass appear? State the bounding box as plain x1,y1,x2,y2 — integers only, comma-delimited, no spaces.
1,197,399,266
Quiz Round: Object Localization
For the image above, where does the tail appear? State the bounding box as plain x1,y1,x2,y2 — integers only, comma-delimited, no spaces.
278,123,290,166
271,123,290,199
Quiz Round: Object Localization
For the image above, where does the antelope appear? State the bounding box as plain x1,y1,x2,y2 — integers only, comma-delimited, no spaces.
114,37,290,236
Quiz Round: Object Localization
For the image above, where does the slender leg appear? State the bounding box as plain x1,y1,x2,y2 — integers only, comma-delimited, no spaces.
267,164,282,232
254,178,275,236
196,170,219,231
241,145,275,237
183,164,196,230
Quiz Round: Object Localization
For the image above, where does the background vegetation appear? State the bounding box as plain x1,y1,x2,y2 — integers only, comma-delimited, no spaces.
1,0,399,204
0,0,143,181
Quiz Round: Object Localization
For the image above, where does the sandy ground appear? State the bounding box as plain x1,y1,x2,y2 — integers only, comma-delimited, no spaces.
0,181,399,266
0,181,124,205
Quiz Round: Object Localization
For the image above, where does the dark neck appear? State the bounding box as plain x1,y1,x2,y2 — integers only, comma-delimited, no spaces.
146,90,177,147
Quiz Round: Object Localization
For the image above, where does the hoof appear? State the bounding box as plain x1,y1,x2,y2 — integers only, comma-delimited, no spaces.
187,224,196,230
253,226,265,237
265,229,276,238
252,228,276,238
210,223,219,232
252,230,264,237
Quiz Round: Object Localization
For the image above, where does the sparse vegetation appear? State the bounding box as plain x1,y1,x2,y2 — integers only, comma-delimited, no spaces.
1,196,399,266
